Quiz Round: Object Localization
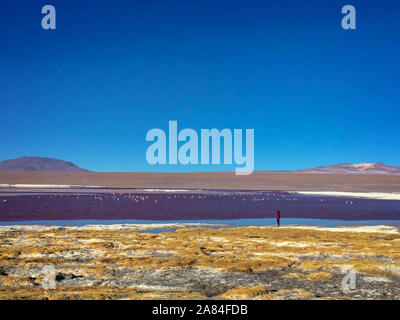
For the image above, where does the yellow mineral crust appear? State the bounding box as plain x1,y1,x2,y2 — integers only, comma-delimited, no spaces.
283,272,333,281
219,285,269,299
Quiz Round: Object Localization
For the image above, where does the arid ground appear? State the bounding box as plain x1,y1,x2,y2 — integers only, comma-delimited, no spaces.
0,224,399,300
2,172,400,192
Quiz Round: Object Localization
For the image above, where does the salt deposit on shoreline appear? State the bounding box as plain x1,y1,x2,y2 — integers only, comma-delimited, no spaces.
0,222,227,232
0,184,103,189
291,191,400,200
279,224,400,234
2,184,400,200
0,223,398,234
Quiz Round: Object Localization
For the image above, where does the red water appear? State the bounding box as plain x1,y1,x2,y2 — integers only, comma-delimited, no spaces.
0,191,399,221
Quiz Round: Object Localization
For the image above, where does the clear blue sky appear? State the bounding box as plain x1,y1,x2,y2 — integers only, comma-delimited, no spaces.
1,0,399,172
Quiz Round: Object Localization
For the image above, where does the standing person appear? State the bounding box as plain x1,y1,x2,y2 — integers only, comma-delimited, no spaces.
276,210,281,227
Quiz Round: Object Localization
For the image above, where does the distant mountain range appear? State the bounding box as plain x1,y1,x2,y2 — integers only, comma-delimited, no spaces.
296,162,400,175
0,157,399,174
0,156,88,172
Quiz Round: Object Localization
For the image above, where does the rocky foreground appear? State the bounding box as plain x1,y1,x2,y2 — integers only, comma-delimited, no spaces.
0,224,400,300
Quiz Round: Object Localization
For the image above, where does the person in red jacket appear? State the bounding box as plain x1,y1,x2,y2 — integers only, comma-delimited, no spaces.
276,210,281,227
